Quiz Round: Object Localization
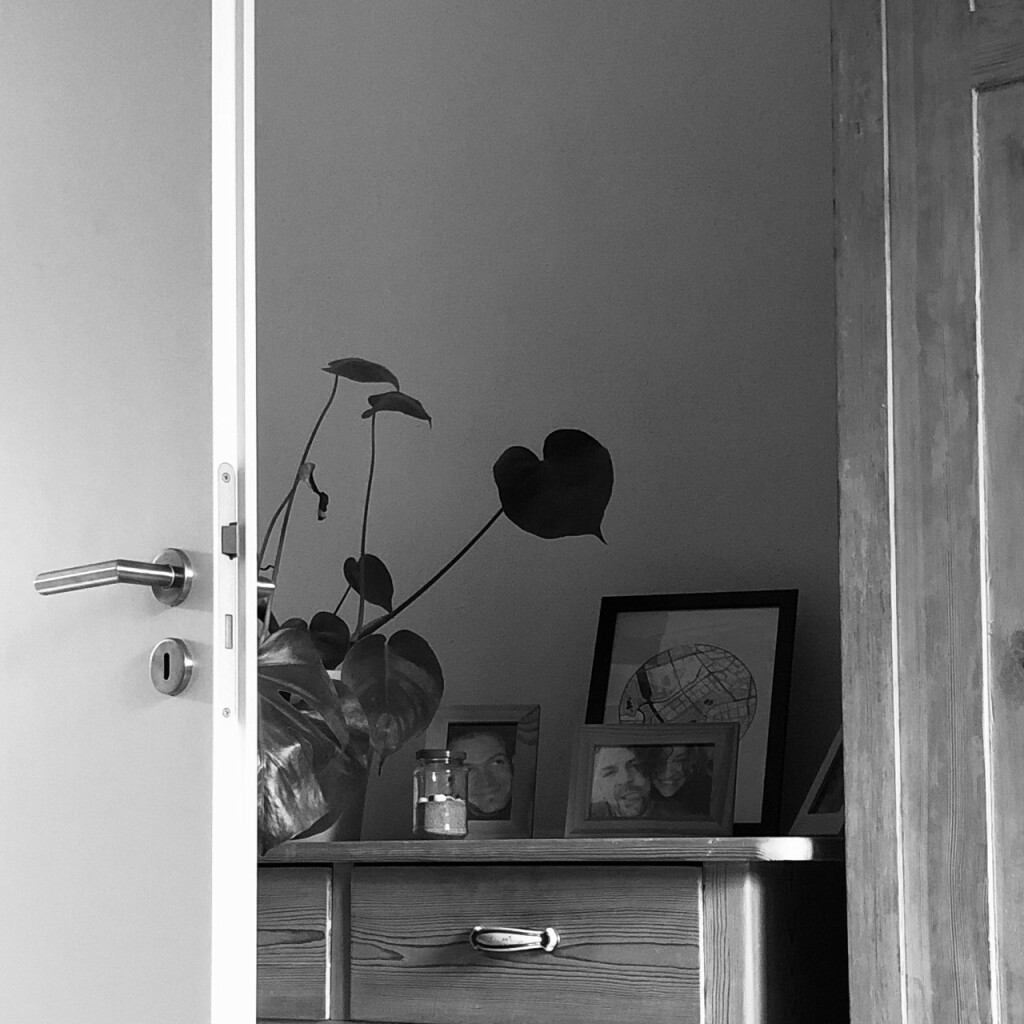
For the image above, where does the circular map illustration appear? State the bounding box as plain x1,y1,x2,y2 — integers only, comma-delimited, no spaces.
617,643,757,737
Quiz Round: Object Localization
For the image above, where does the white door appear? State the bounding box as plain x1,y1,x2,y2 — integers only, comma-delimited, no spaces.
0,2,256,1022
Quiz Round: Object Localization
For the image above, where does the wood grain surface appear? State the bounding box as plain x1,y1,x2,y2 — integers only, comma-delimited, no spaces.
258,866,332,1021
831,0,904,1020
835,1,1024,1022
260,835,843,865
976,78,1024,1022
702,863,848,1024
348,864,701,1024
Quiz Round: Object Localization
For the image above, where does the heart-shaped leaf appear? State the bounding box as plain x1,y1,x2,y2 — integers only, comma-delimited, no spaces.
258,626,370,852
493,428,613,540
340,630,444,764
309,611,351,669
278,617,308,630
322,357,399,390
343,554,394,612
360,391,431,424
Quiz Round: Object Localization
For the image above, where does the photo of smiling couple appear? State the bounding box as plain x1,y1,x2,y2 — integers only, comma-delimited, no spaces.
589,743,714,821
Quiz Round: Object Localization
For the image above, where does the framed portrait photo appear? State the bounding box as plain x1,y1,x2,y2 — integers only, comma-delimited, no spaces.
585,590,797,834
564,723,739,837
426,704,540,838
789,730,843,836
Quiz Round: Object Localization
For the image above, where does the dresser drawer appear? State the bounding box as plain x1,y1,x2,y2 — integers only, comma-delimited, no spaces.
349,863,701,1024
257,866,331,1021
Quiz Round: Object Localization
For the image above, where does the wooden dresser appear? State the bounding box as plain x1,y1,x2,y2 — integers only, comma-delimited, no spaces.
258,837,848,1024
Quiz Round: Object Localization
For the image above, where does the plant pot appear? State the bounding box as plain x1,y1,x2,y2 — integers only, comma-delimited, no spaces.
292,666,368,843
293,766,368,843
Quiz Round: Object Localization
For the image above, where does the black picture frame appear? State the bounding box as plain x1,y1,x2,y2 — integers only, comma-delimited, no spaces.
585,589,797,834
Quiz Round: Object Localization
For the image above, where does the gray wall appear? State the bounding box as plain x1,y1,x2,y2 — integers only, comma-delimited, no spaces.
256,0,837,837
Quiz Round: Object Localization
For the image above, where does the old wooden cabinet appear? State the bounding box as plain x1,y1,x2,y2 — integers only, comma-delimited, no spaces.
258,838,847,1024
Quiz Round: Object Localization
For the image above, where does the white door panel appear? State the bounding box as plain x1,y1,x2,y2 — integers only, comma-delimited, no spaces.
1,2,255,1021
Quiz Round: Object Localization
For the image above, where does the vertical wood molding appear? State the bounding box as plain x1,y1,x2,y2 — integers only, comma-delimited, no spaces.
975,79,1024,1021
702,863,763,1024
885,0,992,1018
331,863,351,1022
832,0,905,1020
836,1,1024,1021
702,863,849,1024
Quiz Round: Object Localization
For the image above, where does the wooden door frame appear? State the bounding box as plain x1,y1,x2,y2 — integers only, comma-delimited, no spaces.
832,1,903,1019
834,2,1024,1021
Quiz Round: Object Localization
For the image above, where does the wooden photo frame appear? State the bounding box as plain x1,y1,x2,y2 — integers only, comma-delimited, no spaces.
585,590,797,834
789,731,843,836
426,704,540,838
564,723,739,837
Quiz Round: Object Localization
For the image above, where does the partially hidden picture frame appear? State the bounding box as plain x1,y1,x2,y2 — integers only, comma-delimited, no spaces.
585,590,797,834
426,704,540,838
789,730,843,836
564,723,739,837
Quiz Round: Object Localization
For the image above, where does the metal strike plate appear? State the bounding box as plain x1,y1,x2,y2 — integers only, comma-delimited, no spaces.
150,638,194,696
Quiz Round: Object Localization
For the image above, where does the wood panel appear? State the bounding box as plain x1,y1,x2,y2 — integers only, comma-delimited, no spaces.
831,0,904,1020
976,79,1024,1020
886,0,992,1018
835,0,1024,1022
258,866,332,1021
702,863,848,1024
348,864,701,1024
971,3,1024,89
261,835,843,864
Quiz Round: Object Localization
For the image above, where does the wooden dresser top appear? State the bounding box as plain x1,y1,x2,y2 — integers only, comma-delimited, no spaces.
261,835,844,865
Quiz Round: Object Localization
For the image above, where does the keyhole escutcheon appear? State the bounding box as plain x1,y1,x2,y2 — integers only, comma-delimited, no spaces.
149,638,194,696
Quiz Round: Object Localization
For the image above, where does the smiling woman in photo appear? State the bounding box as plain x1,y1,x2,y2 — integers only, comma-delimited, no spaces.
647,744,714,818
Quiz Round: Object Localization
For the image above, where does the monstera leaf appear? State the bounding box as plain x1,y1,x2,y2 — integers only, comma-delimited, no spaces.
340,630,444,765
343,554,394,612
309,611,350,669
257,627,370,853
493,428,613,540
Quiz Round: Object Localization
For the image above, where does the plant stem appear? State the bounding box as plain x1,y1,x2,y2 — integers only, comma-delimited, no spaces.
355,507,504,640
258,490,293,568
261,375,340,625
356,414,377,634
333,585,352,617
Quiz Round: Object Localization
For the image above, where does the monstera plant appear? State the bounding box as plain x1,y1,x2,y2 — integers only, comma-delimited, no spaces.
258,357,613,853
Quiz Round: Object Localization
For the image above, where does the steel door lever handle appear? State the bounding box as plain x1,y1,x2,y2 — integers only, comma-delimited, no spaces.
34,548,194,607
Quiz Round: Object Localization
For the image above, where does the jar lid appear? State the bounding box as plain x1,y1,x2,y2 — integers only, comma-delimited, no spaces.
415,748,467,763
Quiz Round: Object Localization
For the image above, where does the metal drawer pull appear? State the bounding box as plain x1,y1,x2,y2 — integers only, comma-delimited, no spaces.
469,926,559,953
35,548,193,607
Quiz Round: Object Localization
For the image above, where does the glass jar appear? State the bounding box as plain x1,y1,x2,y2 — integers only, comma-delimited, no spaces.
413,749,469,839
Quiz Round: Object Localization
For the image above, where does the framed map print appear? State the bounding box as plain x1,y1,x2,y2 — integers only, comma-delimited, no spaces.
585,590,797,834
